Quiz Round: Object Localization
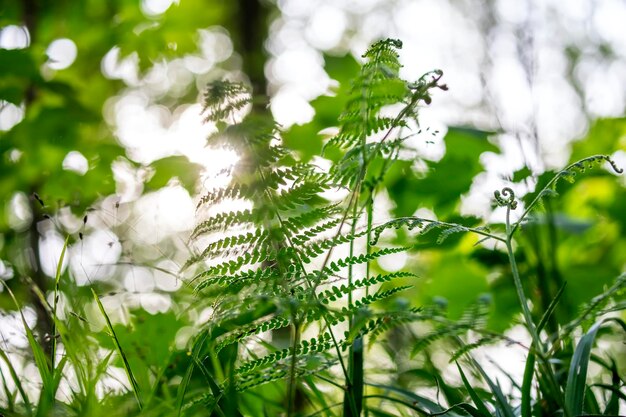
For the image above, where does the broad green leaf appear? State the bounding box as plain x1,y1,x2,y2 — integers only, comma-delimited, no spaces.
146,155,203,193
387,127,498,216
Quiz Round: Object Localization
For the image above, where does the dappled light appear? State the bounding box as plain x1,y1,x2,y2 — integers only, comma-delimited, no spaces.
46,38,78,70
0,25,30,49
0,102,24,131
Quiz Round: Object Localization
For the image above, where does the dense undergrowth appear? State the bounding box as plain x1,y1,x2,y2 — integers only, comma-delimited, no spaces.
1,39,625,417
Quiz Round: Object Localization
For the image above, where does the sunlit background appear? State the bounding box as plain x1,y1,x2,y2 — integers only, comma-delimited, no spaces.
1,0,625,403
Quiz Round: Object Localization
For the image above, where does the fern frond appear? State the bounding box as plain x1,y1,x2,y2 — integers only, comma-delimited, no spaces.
194,229,269,262
449,336,499,363
297,227,367,263
236,333,334,376
319,271,417,304
202,80,251,123
196,184,257,210
190,208,267,238
367,308,425,346
281,204,342,234
271,181,329,210
215,276,414,353
370,217,501,245
193,267,279,290
436,225,469,244
326,286,414,328
411,297,491,356
324,39,409,152
512,154,623,234
184,246,277,273
186,47,452,407
321,247,411,274
236,356,335,392
331,138,409,186
290,218,342,246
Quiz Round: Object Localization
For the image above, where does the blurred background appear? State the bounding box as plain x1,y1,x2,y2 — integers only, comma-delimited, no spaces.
1,0,625,404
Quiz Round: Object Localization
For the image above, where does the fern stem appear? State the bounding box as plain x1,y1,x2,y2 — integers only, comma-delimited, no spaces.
381,216,506,244
274,205,353,387
234,124,357,397
365,196,373,297
505,204,566,410
510,155,622,237
253,161,355,396
287,320,301,416
344,182,363,417
313,373,348,390
348,185,361,308
505,205,540,348
498,191,567,412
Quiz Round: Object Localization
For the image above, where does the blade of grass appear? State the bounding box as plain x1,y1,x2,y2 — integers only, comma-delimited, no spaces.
192,355,223,400
365,382,449,414
176,362,195,417
303,375,337,416
91,288,143,410
305,402,343,417
537,282,566,334
0,281,54,416
0,364,15,412
486,358,521,393
602,359,621,415
430,402,490,417
469,358,515,417
176,330,213,417
367,408,399,417
564,318,626,417
520,351,535,417
525,280,567,417
592,383,626,402
51,236,69,371
564,320,602,417
584,386,601,415
456,362,491,417
0,348,32,416
364,394,434,416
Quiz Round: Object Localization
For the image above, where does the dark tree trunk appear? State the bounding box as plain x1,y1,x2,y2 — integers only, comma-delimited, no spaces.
235,0,270,102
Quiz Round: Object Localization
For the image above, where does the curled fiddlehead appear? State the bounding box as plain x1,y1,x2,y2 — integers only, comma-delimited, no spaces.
494,187,518,210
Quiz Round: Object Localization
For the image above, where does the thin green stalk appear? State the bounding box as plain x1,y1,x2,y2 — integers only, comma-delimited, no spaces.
503,198,540,349
498,188,566,413
337,70,443,417
313,373,348,390
51,236,69,371
343,81,372,416
91,289,143,411
287,320,301,416
251,140,356,414
363,394,430,415
306,402,344,417
366,195,373,297
347,183,362,309
343,184,363,417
